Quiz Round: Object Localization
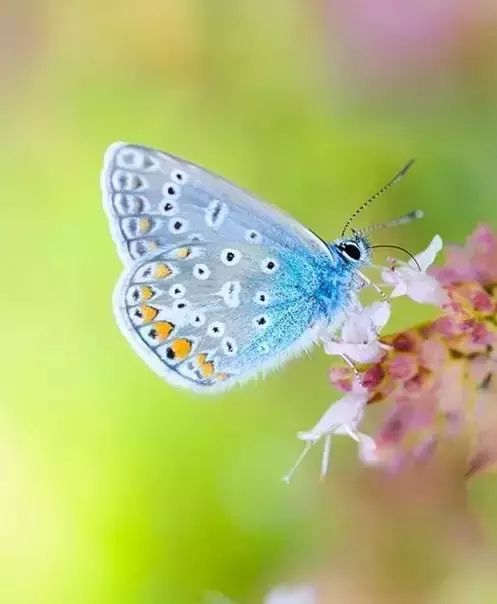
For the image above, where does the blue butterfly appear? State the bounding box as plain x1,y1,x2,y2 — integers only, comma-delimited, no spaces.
101,143,415,393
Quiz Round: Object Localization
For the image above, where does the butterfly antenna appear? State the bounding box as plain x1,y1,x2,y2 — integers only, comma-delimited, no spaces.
360,209,424,235
341,159,415,237
370,244,422,270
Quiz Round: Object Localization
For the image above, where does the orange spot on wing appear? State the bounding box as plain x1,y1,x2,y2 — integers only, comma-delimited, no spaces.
170,338,192,360
195,353,215,378
153,322,174,341
196,353,208,366
140,285,154,301
140,305,159,323
154,263,172,279
201,361,215,377
215,373,229,382
138,217,151,234
176,246,192,259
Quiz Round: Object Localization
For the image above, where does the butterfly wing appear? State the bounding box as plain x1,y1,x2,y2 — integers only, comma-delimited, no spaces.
102,143,335,392
101,142,329,265
113,240,327,393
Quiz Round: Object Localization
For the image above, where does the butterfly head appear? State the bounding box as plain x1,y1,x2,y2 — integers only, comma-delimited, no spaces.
333,233,371,267
331,160,422,271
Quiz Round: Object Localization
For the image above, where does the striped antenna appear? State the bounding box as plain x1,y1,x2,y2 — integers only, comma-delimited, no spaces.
360,209,424,235
341,159,415,237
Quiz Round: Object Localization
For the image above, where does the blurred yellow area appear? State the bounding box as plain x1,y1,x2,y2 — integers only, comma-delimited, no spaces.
1,1,497,602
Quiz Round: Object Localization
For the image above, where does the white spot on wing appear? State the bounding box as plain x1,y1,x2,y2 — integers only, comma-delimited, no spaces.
162,182,181,200
112,170,147,192
221,337,237,356
172,299,190,312
220,248,242,266
116,148,158,172
206,199,228,229
245,229,261,244
193,263,211,280
191,312,206,327
168,283,186,299
253,314,269,329
261,257,279,274
113,194,147,215
116,148,143,170
207,322,225,338
219,281,241,308
171,169,188,184
254,291,269,305
160,199,178,216
168,218,188,234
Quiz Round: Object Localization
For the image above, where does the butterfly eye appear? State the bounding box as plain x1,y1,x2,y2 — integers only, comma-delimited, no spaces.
341,242,362,262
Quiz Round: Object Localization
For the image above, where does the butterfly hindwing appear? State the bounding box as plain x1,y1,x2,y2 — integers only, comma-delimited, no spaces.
113,241,324,392
101,142,329,265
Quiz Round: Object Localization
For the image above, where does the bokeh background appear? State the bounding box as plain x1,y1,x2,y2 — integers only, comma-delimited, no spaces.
2,1,497,602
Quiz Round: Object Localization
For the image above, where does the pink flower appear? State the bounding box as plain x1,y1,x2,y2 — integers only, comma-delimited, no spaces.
322,301,391,363
432,225,497,286
382,235,446,305
328,225,497,477
284,387,377,482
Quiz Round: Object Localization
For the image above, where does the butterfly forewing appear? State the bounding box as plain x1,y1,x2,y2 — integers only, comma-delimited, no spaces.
101,143,329,265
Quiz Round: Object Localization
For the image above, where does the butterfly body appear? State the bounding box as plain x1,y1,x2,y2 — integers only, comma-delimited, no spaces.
102,143,370,393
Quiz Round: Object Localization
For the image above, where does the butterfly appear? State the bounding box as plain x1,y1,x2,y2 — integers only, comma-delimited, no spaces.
101,143,415,393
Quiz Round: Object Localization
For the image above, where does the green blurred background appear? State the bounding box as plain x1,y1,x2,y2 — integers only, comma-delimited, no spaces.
2,1,497,602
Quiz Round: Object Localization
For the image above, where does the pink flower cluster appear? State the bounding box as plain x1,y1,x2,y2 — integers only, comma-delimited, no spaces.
287,226,497,480
332,225,497,475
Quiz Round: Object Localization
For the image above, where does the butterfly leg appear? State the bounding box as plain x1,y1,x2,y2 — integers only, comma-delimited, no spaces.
339,353,360,379
357,270,387,301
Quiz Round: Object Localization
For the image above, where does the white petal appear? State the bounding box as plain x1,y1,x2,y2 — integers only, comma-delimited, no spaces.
325,340,385,364
381,235,446,306
369,300,391,330
297,390,368,442
411,234,443,271
341,313,373,343
323,300,391,362
389,279,408,298
264,585,316,604
406,273,447,305
357,433,379,465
